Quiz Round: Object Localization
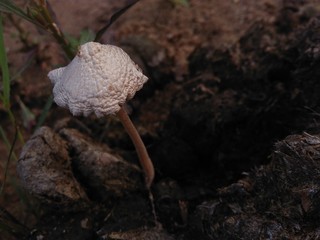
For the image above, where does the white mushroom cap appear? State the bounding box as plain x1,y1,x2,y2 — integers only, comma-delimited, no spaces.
48,42,148,117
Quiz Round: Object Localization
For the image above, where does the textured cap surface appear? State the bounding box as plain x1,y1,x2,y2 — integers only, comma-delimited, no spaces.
48,42,148,117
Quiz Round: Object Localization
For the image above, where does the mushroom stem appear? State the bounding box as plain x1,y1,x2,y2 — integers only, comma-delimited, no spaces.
116,106,155,188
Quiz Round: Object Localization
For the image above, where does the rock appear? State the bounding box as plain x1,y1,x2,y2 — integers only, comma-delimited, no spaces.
190,132,320,239
17,126,88,205
59,128,144,200
17,126,144,205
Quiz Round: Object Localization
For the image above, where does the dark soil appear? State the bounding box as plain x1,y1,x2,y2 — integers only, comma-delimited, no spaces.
3,0,320,239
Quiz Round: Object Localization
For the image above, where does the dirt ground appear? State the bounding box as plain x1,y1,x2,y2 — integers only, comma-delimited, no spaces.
2,0,320,239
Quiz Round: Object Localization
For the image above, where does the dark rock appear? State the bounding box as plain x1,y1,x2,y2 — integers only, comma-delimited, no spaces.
59,128,144,201
17,126,144,205
193,132,320,239
17,126,88,205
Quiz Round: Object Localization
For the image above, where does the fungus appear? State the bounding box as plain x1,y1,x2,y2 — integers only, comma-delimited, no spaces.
47,42,155,188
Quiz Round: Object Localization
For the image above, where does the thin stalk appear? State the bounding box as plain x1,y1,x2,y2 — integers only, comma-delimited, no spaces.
0,125,17,161
116,106,154,188
7,109,24,144
0,13,10,109
0,125,18,196
38,3,73,59
0,13,24,144
35,94,52,130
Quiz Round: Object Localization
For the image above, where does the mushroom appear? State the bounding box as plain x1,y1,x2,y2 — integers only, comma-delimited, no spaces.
47,42,155,188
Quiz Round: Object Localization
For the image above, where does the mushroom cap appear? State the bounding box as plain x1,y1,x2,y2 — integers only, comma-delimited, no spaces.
47,42,148,117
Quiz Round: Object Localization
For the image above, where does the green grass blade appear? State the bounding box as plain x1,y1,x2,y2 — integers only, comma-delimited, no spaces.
0,125,17,161
65,29,95,54
172,0,189,6
0,125,10,150
79,29,95,45
0,16,25,144
35,94,53,129
0,125,18,196
0,0,41,27
0,13,10,109
17,97,35,130
11,53,35,82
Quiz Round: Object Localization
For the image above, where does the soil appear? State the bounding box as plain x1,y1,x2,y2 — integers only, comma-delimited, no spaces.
2,0,320,239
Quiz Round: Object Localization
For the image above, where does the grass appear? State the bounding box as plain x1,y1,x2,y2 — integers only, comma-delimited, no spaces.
0,12,19,192
0,12,26,239
0,14,9,109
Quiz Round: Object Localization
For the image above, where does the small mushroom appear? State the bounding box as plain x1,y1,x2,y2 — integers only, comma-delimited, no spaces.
48,42,154,188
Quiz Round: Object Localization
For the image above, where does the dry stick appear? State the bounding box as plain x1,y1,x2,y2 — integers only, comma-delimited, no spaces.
116,106,155,188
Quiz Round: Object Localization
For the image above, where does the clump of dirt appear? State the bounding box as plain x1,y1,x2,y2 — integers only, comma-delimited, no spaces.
193,132,320,239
